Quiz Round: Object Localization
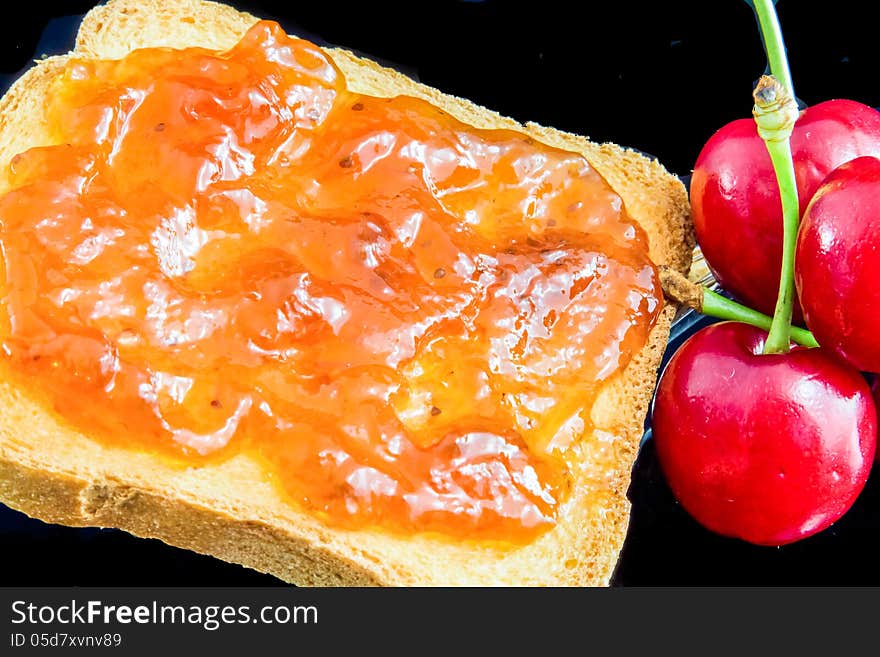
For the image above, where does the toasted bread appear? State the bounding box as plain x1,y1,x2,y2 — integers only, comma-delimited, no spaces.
0,0,692,585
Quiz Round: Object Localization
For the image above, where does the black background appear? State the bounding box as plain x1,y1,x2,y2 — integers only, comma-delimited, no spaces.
3,0,880,586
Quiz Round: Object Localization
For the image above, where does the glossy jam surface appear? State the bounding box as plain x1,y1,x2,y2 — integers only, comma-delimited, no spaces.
0,22,661,541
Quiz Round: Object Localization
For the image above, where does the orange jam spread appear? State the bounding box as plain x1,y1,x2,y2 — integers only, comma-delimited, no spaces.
0,21,662,541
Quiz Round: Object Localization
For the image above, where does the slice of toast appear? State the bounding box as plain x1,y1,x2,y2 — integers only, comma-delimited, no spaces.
0,0,692,585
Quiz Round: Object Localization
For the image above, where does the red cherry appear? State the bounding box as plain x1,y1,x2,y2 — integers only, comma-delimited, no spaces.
652,322,876,546
691,99,880,318
873,378,880,461
796,156,880,372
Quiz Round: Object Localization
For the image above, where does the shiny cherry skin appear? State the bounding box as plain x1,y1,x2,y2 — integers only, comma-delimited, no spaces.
873,378,880,459
652,322,876,546
691,99,880,318
797,156,880,373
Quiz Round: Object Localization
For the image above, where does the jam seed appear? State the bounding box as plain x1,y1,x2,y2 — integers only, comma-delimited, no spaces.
339,156,354,168
433,267,446,279
351,102,364,111
430,406,442,416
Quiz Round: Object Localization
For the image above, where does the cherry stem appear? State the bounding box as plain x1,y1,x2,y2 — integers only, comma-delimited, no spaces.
752,0,795,99
702,288,817,348
659,266,818,348
753,76,800,355
751,1,801,355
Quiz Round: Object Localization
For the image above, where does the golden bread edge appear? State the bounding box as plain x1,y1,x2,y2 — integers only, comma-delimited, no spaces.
0,0,693,586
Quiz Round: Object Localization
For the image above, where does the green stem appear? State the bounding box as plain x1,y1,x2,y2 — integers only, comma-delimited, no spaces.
657,266,818,348
752,0,795,97
751,1,801,355
702,288,818,349
762,137,800,353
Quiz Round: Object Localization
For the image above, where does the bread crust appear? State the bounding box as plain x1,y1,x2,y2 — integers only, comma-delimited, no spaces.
0,0,692,586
